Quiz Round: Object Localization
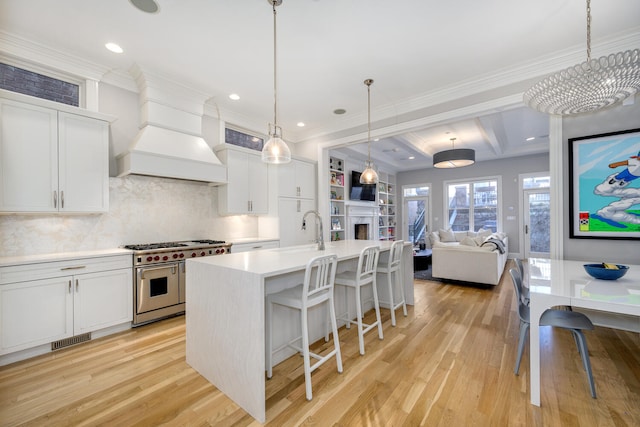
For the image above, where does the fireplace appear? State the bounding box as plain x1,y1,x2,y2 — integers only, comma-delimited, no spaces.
347,205,377,240
354,223,369,240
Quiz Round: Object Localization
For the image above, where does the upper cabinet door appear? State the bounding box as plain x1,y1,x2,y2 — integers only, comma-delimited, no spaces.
247,153,268,214
217,147,268,215
58,112,109,213
277,159,316,199
0,99,58,212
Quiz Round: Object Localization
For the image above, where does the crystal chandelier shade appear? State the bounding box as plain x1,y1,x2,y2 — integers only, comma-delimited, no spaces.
524,49,640,115
523,0,640,116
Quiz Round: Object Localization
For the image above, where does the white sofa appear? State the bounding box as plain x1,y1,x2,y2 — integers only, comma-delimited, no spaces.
430,229,508,286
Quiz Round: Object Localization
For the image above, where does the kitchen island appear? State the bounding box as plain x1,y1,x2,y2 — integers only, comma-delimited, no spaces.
185,239,413,423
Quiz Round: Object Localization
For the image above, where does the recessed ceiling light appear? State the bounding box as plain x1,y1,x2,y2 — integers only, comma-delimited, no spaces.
333,108,346,115
129,0,159,13
297,122,305,127
526,136,536,141
408,156,415,160
105,43,123,53
229,94,240,100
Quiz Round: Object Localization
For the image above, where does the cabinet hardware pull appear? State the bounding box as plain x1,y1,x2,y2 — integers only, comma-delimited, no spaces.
76,279,79,292
68,280,72,293
54,191,58,208
61,190,64,209
248,200,251,211
297,200,300,212
61,266,86,271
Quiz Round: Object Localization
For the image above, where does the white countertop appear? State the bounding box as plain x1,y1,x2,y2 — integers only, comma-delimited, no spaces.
187,240,400,278
0,248,133,267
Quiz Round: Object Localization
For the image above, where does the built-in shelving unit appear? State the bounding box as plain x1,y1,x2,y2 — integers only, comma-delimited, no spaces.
377,172,396,241
329,156,346,241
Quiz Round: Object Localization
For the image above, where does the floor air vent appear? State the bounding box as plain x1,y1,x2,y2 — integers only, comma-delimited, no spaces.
51,333,91,350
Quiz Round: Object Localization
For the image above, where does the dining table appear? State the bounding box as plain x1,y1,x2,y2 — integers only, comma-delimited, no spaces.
526,258,640,406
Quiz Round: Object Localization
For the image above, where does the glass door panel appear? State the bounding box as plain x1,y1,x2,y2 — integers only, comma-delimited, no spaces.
525,189,550,258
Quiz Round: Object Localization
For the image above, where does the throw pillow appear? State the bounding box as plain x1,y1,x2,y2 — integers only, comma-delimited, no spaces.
477,228,492,239
439,228,456,242
460,236,478,246
429,231,440,247
453,231,468,242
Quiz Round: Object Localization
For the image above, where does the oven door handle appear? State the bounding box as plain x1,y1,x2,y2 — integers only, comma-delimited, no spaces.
139,265,178,278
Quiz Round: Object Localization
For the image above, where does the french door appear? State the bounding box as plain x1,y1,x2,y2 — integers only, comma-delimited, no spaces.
524,188,550,259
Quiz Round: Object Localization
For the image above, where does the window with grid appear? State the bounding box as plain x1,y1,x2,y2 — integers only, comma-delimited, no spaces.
445,178,500,231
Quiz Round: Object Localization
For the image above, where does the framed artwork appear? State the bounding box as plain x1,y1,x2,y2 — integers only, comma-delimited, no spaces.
569,128,640,239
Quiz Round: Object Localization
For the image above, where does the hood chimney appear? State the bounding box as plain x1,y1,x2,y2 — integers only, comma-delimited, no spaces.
117,64,226,183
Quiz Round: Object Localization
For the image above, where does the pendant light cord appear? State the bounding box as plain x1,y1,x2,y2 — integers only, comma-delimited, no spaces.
365,79,373,163
586,0,591,63
272,1,278,132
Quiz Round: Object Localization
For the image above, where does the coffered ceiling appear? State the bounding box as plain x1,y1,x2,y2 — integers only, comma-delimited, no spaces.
1,0,639,172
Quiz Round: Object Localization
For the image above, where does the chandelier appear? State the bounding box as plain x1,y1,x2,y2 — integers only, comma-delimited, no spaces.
360,79,379,184
523,0,640,115
433,138,475,169
261,0,291,164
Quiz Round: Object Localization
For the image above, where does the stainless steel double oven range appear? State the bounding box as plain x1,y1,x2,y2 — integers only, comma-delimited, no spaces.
123,240,231,326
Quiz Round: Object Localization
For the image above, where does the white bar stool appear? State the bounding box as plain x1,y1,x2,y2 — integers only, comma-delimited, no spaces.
335,245,383,355
376,240,407,326
266,254,343,401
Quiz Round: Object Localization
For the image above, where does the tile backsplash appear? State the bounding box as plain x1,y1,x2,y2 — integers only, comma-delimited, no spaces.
0,175,260,257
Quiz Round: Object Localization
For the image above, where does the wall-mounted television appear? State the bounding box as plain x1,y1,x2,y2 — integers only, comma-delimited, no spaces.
350,170,377,202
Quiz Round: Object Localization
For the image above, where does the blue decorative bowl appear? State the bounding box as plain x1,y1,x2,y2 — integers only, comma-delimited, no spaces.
583,264,629,280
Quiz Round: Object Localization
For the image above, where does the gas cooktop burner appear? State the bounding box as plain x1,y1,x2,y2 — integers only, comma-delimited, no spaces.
123,242,190,251
191,239,226,244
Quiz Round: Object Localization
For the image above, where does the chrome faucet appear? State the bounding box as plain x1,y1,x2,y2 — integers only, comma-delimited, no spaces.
302,210,325,250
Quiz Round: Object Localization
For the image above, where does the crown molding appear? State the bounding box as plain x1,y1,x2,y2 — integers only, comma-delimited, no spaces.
0,31,108,81
296,29,640,144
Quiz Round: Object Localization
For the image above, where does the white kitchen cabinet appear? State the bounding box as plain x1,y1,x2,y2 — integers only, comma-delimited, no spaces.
0,95,109,213
216,146,269,215
0,277,73,354
278,159,316,200
0,254,132,357
278,198,317,247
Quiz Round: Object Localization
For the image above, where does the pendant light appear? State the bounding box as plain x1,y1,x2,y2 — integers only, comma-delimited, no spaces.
262,0,291,164
433,137,475,168
524,0,640,115
360,79,379,184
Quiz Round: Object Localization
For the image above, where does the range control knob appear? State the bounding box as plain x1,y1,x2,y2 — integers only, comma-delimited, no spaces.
154,255,160,261
219,248,225,254
200,251,206,257
146,256,153,262
191,252,197,257
162,255,169,261
173,253,178,259
179,253,184,258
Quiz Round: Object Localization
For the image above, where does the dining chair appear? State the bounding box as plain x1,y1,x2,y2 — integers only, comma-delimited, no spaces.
509,268,596,398
266,254,343,401
376,240,407,326
335,245,383,355
512,258,530,304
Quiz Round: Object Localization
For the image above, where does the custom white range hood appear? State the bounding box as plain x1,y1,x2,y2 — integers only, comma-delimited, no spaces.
117,65,226,184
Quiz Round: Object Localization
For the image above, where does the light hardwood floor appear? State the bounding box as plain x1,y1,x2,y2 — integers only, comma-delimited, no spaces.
1,261,638,426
